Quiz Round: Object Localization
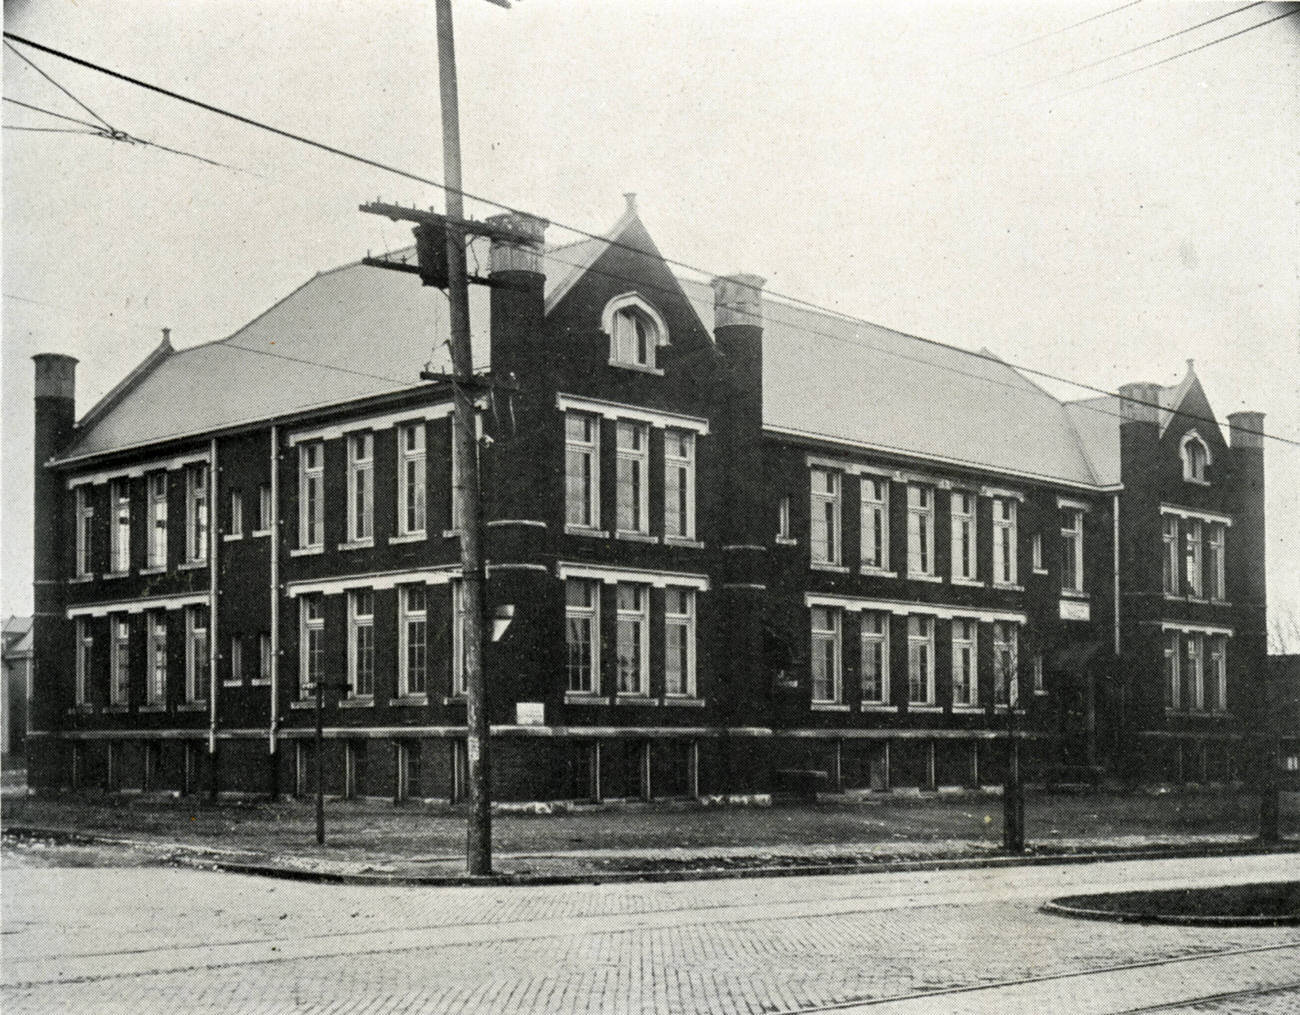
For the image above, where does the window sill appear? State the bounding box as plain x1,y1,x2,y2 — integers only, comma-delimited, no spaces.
249,679,271,687
1034,689,1049,696
441,695,467,706
70,575,96,584
388,695,428,707
565,525,607,539
951,577,983,588
664,537,704,549
338,539,374,552
1184,477,1211,487
662,696,705,707
775,536,798,546
1032,567,1049,576
104,571,131,581
991,583,1024,592
951,705,983,714
106,704,130,714
860,567,896,578
251,529,272,539
860,702,895,712
616,531,657,544
811,562,849,574
68,704,94,715
811,702,849,712
221,680,243,688
289,546,323,558
289,698,316,710
178,560,208,571
1060,588,1089,600
177,701,207,712
222,533,243,543
564,692,606,705
388,532,426,544
614,695,655,705
908,573,943,583
608,359,664,376
443,529,463,539
140,566,167,576
338,697,375,709
907,704,943,712
139,704,167,713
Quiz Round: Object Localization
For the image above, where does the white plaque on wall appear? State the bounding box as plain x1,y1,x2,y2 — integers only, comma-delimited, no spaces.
516,701,545,726
1059,598,1091,622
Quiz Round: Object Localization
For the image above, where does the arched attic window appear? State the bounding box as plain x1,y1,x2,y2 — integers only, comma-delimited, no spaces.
603,293,667,373
1181,430,1211,483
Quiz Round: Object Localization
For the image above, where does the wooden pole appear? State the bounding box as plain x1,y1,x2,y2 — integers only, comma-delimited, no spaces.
315,678,325,845
435,0,492,876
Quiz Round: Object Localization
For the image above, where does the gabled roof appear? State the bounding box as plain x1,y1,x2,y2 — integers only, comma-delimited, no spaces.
59,202,1204,490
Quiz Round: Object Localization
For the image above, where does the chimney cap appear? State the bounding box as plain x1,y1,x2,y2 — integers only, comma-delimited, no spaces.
623,192,638,213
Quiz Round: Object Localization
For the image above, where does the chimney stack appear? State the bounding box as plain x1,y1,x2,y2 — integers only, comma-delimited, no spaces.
1118,381,1162,425
486,211,548,277
1226,411,1264,450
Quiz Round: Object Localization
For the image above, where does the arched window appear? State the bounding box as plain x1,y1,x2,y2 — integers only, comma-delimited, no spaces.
602,294,666,371
1181,431,1210,483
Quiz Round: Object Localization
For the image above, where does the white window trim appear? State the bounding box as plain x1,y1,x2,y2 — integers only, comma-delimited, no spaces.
254,483,273,536
285,565,462,599
950,490,977,583
146,612,166,706
601,292,669,372
556,393,709,435
951,617,978,708
565,411,601,532
185,606,208,704
1160,503,1232,527
398,585,428,698
66,450,210,489
616,584,651,696
810,605,842,705
1164,629,1181,710
147,473,168,568
75,618,91,706
993,622,1019,707
1180,430,1212,483
860,476,890,572
110,616,130,706
1061,508,1085,594
347,432,374,544
348,589,375,699
803,592,1027,625
109,479,131,575
1184,517,1204,599
992,497,1018,587
810,467,842,567
558,562,710,590
616,420,651,537
777,495,793,542
1160,621,1234,638
68,591,209,619
1207,524,1227,601
907,615,936,706
299,596,324,698
285,402,459,447
298,442,324,550
907,485,936,578
664,429,696,541
228,488,244,540
859,611,890,705
1162,515,1180,596
664,587,697,698
75,486,94,578
185,464,209,565
397,422,427,538
565,579,601,695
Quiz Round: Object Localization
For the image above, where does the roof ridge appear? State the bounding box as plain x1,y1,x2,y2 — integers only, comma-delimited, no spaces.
76,332,174,430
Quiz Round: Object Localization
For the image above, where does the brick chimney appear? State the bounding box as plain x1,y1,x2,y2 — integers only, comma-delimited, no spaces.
31,353,78,781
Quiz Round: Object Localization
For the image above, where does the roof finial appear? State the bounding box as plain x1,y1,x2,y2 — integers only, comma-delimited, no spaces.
623,192,638,214
161,327,172,348
1186,357,1195,375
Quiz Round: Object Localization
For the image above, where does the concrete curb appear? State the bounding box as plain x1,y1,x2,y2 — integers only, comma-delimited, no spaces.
8,826,1293,887
1041,898,1300,927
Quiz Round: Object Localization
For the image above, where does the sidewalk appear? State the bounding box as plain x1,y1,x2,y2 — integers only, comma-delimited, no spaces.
5,786,1297,883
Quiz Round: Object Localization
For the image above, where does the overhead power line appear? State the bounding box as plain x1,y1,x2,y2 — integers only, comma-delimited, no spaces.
968,1,1143,63
4,40,113,129
1055,5,1300,96
4,95,103,129
1023,2,1264,88
3,31,1294,449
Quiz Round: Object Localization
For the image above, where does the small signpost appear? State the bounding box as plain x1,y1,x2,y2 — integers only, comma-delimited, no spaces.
307,677,350,846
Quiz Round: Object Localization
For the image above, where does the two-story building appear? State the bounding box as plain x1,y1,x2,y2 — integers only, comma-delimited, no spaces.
27,196,1267,802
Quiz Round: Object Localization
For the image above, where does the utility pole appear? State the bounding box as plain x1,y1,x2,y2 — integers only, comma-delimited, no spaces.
435,0,492,876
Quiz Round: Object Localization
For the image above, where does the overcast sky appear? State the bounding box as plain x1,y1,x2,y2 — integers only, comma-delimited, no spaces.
3,1,1297,638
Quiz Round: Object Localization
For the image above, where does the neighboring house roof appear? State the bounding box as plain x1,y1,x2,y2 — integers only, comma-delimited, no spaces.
2,617,32,660
58,204,1205,490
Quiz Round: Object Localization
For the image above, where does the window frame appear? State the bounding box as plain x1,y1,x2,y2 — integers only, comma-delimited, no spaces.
75,617,91,705
992,497,1018,586
346,431,374,543
299,594,324,698
397,423,427,537
810,605,842,704
950,490,977,582
810,467,842,567
615,583,650,696
75,485,94,577
185,606,208,703
1181,431,1210,483
564,412,601,531
398,585,428,697
664,587,696,698
777,495,792,541
1162,515,1180,596
147,472,168,568
951,617,978,707
110,615,130,705
1061,508,1084,593
298,441,325,550
605,294,666,371
860,476,890,571
228,488,243,539
110,478,131,574
185,464,209,565
147,612,166,705
348,589,375,698
907,614,936,705
663,429,696,541
1207,523,1226,601
1163,629,1181,709
907,485,936,578
615,420,650,536
258,632,272,685
1184,517,1203,599
1185,630,1204,711
451,579,467,697
256,483,273,534
565,579,600,694
860,610,890,704
1208,634,1227,713
993,621,1018,707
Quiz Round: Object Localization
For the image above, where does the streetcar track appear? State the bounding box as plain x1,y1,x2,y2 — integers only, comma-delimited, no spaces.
766,940,1300,1013
1109,979,1300,1013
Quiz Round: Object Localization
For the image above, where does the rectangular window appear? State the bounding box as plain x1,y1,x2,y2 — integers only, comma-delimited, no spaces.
860,611,889,704
349,589,374,697
75,618,91,705
259,632,272,683
110,479,131,573
399,586,427,696
1032,652,1044,694
1186,630,1204,710
229,489,243,539
664,429,695,540
299,595,324,697
185,606,208,703
1162,515,1180,595
397,424,427,536
451,580,467,696
951,491,976,581
907,615,935,704
229,635,243,684
778,495,792,540
993,498,1017,586
616,584,649,695
110,616,130,705
664,587,696,697
1184,518,1203,598
257,483,272,533
993,622,1018,706
810,606,841,704
1207,523,1226,601
616,421,650,535
565,579,599,693
147,613,166,705
951,618,977,707
565,412,600,529
147,473,168,567
861,477,889,570
75,486,94,577
810,468,841,566
1208,635,1227,712
1061,509,1084,593
347,432,374,542
907,486,935,577
1163,630,1181,709
298,442,324,549
186,465,208,564
1031,532,1044,572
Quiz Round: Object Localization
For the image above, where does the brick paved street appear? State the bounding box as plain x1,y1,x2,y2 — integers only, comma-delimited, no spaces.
4,847,1297,1014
